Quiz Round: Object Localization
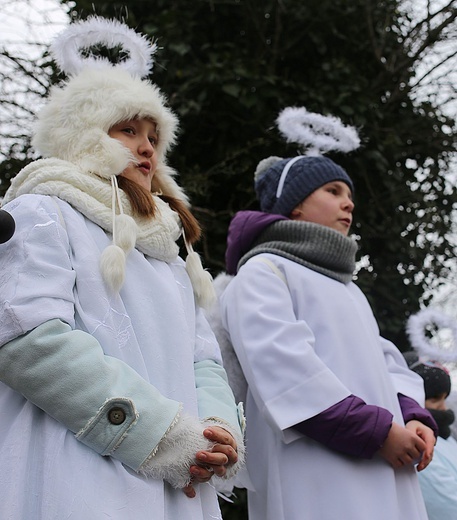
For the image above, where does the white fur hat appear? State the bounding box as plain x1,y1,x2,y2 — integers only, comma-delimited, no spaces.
24,17,215,307
32,65,187,203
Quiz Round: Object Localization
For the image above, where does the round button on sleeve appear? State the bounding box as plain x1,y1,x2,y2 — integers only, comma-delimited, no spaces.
108,407,126,425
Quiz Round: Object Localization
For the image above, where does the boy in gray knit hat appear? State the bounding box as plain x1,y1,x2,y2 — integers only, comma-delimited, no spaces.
218,108,437,520
225,154,355,275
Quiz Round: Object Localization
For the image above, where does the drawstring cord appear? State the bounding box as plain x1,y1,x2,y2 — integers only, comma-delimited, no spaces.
99,175,137,292
102,175,214,308
183,229,216,310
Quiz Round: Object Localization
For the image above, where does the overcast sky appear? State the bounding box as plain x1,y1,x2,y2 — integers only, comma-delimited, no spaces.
0,0,69,56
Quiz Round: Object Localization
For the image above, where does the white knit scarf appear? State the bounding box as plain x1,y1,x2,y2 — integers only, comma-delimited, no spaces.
4,158,218,309
4,158,182,261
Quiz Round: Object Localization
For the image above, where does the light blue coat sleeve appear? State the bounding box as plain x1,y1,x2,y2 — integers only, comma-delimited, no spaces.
195,359,244,434
418,437,457,520
192,302,244,434
0,318,180,471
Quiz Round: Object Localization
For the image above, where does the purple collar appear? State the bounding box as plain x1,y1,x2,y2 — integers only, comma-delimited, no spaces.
225,211,288,274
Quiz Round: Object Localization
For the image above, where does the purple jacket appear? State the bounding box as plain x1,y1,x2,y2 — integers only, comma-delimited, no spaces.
294,394,437,458
225,211,287,275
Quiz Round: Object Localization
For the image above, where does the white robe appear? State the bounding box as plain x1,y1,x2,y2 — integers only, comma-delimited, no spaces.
0,194,236,520
220,253,429,520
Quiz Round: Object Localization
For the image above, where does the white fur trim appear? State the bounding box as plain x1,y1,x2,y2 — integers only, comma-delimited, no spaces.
139,412,246,489
51,16,156,78
31,66,184,201
202,416,246,481
205,273,248,405
276,106,361,155
139,413,215,488
152,163,190,206
406,307,457,362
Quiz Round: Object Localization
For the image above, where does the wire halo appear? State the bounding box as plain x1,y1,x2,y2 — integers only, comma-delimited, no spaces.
276,106,360,156
406,307,457,363
50,16,157,78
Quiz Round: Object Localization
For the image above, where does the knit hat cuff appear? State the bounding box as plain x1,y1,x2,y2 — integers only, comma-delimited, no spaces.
255,155,354,216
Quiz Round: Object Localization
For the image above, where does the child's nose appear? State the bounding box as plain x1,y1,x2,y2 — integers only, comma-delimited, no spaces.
344,197,354,212
139,137,154,157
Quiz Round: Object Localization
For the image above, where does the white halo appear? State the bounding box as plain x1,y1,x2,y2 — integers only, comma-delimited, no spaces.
406,307,457,362
276,106,360,155
50,16,157,78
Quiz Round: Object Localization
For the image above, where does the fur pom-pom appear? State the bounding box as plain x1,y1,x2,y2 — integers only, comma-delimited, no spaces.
114,213,137,253
100,244,126,292
186,251,216,310
254,156,282,182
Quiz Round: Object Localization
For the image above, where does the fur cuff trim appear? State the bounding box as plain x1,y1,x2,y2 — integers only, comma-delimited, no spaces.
138,413,214,488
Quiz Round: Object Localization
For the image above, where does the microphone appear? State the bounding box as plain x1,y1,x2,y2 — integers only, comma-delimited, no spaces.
0,209,15,244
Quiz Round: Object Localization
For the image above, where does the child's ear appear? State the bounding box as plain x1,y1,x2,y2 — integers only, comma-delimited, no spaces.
289,208,302,220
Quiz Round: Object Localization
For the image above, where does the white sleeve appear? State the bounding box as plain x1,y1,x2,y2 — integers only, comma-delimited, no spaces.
382,336,426,405
220,258,351,443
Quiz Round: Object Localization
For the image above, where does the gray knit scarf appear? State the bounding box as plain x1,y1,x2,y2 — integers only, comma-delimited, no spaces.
238,220,358,283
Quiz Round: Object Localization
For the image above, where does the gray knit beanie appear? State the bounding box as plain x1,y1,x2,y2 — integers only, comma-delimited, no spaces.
254,155,354,216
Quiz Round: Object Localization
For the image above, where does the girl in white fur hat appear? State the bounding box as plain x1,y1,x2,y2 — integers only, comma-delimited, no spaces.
0,17,244,520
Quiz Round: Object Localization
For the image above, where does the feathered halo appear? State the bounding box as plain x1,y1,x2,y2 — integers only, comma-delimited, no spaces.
406,307,457,363
276,106,361,156
255,106,360,207
51,16,156,78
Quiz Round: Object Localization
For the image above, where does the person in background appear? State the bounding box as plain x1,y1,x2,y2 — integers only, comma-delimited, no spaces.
218,108,437,520
0,17,244,520
405,352,457,520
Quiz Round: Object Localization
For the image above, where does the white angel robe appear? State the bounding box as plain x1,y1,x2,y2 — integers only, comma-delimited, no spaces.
220,253,429,520
0,194,238,520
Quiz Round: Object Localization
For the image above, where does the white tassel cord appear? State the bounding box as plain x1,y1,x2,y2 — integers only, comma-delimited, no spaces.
111,175,137,253
183,234,216,310
96,172,213,304
99,244,127,293
100,175,137,292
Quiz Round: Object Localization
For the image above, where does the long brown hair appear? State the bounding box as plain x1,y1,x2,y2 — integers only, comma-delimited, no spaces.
117,175,201,244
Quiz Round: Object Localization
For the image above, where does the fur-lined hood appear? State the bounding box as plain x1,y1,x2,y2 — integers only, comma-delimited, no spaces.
32,66,187,204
